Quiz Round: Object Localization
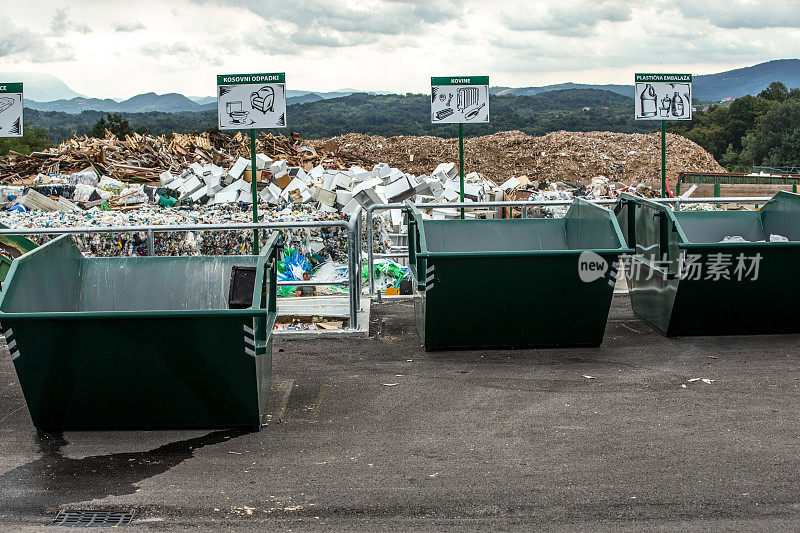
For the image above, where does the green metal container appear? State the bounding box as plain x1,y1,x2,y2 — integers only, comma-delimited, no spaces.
0,223,38,286
0,234,279,431
406,199,632,350
614,191,800,336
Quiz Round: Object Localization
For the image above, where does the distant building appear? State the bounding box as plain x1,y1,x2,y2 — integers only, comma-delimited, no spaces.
721,97,734,103
582,106,591,111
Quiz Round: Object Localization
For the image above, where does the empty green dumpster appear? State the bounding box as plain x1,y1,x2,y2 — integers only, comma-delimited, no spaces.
0,223,38,286
614,191,800,336
406,199,632,350
0,233,279,431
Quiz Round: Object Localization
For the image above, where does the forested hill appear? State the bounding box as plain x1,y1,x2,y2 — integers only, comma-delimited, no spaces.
25,89,655,143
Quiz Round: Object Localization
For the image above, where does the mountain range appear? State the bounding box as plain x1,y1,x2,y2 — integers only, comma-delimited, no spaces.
12,59,800,114
493,60,800,102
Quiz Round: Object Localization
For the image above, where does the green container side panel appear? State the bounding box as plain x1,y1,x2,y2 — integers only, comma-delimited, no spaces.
420,255,618,350
0,234,279,431
407,199,629,350
616,191,800,337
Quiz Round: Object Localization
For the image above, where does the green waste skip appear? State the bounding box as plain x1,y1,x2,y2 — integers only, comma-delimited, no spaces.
0,223,38,286
0,233,280,431
406,198,632,350
614,191,800,336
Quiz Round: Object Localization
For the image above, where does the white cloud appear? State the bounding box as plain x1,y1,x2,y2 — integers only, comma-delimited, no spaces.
0,18,75,63
674,0,800,29
502,0,632,37
0,0,798,98
113,22,146,33
50,7,92,36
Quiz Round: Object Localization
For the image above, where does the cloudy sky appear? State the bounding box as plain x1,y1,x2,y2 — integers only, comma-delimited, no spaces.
2,0,799,99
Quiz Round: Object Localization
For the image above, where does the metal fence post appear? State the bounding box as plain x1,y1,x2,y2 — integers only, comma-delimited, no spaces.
367,207,375,297
347,220,359,330
146,229,154,256
356,211,363,311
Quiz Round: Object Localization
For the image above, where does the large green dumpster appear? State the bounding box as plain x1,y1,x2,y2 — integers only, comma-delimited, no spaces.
0,223,38,285
614,191,800,336
406,199,632,350
0,233,279,431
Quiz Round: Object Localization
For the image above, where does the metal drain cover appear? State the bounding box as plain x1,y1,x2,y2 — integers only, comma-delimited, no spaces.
51,509,133,527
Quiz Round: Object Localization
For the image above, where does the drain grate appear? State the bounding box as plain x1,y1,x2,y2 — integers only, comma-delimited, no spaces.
51,509,133,527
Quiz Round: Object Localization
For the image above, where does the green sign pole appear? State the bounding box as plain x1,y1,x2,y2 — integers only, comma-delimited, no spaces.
249,129,259,255
458,123,465,219
661,120,666,197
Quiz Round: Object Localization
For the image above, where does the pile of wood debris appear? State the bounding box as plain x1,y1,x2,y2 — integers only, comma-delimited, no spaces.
0,131,368,185
0,129,724,188
330,130,725,186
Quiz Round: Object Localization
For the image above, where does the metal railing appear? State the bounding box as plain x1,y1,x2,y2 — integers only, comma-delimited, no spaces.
0,207,365,331
364,196,772,297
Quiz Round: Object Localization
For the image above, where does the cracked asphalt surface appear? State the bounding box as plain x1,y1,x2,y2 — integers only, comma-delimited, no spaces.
1,296,799,531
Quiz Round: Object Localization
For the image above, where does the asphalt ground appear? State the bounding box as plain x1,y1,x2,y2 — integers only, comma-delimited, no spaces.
1,296,799,531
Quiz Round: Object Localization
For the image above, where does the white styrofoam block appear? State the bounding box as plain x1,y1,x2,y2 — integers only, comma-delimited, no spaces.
433,162,457,180
443,179,460,193
159,171,176,187
336,190,353,206
317,188,336,207
443,188,460,201
373,163,391,178
205,175,222,196
465,171,481,182
390,208,402,230
319,204,338,213
322,173,335,190
189,162,204,175
280,178,310,202
259,186,276,203
432,170,449,183
310,165,325,179
464,183,481,200
178,176,204,200
341,198,360,215
209,179,246,204
228,157,249,181
270,160,288,175
255,153,274,170
386,169,404,182
332,172,353,190
350,177,382,196
189,187,208,203
384,176,414,201
433,207,460,218
293,167,312,186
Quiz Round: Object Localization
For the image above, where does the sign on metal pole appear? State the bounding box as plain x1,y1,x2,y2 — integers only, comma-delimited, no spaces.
0,83,23,138
217,73,286,130
430,76,489,124
634,73,692,121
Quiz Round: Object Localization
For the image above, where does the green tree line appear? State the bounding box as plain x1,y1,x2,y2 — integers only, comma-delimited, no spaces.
23,89,656,144
670,81,800,171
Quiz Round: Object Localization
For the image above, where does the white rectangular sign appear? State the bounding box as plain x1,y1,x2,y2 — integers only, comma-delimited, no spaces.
0,83,23,138
217,73,286,130
635,73,692,121
431,76,489,124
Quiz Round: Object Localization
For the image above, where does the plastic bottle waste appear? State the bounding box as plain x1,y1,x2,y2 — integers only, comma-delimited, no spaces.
671,92,685,117
640,84,657,117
